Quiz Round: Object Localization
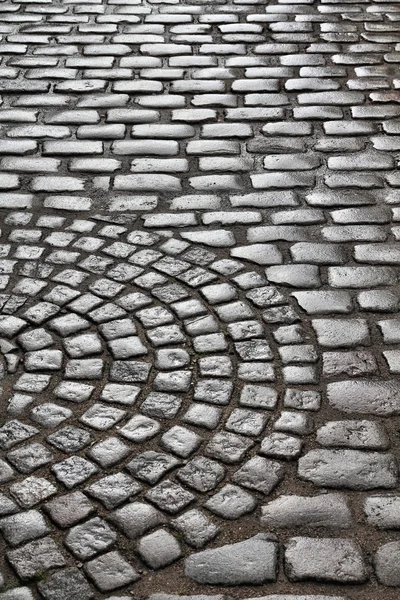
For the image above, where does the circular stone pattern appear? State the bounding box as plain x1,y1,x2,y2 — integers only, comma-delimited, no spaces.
0,211,319,596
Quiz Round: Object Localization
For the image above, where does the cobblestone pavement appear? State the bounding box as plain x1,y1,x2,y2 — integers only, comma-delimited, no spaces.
2,0,400,598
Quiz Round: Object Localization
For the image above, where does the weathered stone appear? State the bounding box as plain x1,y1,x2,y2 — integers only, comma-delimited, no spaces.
185,534,278,584
327,380,400,415
285,537,367,583
298,449,397,490
316,420,389,450
261,494,352,529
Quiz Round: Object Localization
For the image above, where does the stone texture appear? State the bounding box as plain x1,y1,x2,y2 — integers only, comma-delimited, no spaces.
285,538,367,583
298,450,397,490
185,535,278,584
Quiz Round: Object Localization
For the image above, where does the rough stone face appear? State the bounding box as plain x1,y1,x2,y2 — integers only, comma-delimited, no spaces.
171,509,219,548
374,542,400,586
65,517,117,560
84,551,140,591
364,496,400,529
138,529,182,569
285,537,368,583
261,494,352,529
316,420,389,450
7,536,66,580
233,456,285,494
298,449,398,490
37,568,94,600
110,502,165,539
327,380,400,416
185,534,278,585
205,484,257,519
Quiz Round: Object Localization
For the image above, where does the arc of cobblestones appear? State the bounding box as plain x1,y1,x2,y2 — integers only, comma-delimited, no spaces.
0,213,328,598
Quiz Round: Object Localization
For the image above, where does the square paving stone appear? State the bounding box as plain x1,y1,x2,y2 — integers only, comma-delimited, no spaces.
80,403,126,430
87,437,131,468
0,420,38,450
225,408,268,437
47,426,91,453
183,403,222,430
153,370,192,392
238,362,274,382
54,382,95,403
118,414,160,442
0,509,50,546
146,480,195,514
146,325,185,347
140,392,182,419
284,389,321,411
7,443,54,473
100,383,141,406
260,433,303,460
235,340,273,360
10,476,57,508
84,551,140,592
126,451,180,484
233,456,285,494
110,502,165,539
161,426,202,458
65,517,117,560
199,356,233,377
239,384,278,410
99,318,137,340
30,403,72,428
204,484,257,519
108,336,148,359
24,350,62,372
63,333,103,358
194,380,233,405
110,360,151,383
171,509,219,548
37,567,94,600
44,491,95,528
7,536,65,580
155,348,190,370
274,411,314,435
85,473,142,510
14,374,51,393
207,427,254,462
65,359,104,380
138,529,182,570
177,457,225,492
52,456,98,488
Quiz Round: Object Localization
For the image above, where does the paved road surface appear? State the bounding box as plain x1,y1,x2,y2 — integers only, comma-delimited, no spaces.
0,0,400,597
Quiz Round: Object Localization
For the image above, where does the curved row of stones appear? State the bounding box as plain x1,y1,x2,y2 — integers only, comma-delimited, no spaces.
0,209,398,599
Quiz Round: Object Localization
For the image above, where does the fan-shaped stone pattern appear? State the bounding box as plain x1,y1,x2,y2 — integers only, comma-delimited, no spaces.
0,211,321,597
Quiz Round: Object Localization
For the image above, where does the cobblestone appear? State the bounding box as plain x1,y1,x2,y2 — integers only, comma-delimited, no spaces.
0,0,400,596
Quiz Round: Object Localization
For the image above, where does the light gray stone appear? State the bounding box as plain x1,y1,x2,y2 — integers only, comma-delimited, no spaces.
316,420,389,450
364,496,400,529
138,529,182,569
185,534,278,584
374,542,400,586
328,380,400,416
261,494,352,529
298,449,397,490
285,537,367,583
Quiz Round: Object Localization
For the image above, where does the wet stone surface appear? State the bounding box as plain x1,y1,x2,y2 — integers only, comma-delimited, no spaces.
0,0,400,597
